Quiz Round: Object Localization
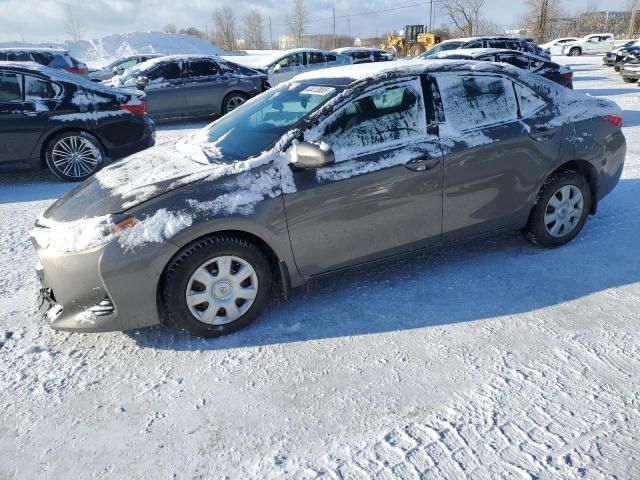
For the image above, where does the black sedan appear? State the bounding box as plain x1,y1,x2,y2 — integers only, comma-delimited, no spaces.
0,61,155,181
331,47,395,64
435,48,573,88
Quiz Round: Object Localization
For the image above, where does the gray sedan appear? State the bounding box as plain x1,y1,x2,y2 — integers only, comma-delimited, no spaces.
32,60,626,337
104,54,269,120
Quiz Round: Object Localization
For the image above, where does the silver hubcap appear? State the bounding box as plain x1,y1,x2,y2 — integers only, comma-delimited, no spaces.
544,185,584,238
51,136,101,178
185,256,258,326
226,96,246,112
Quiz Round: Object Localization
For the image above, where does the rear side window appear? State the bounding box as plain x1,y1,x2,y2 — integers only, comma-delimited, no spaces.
0,72,22,102
31,52,55,66
188,60,219,78
308,52,326,64
514,83,546,117
277,53,303,69
24,76,62,100
321,80,426,151
326,54,337,62
499,54,530,70
436,74,518,129
147,62,182,81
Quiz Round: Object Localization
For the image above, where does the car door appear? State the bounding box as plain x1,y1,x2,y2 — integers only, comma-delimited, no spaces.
269,53,305,85
0,72,57,165
583,35,600,53
306,51,327,72
183,59,226,116
283,78,444,276
143,61,187,119
433,72,562,241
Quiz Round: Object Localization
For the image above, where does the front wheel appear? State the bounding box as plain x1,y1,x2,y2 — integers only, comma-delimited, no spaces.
623,76,637,83
523,171,591,248
221,92,249,115
162,235,273,337
568,47,581,57
45,131,104,182
409,44,425,57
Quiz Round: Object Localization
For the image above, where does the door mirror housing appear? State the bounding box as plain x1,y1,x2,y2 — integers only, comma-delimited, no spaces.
293,141,335,169
136,76,149,90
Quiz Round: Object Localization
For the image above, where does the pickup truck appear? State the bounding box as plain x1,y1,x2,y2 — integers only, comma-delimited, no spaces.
561,34,615,56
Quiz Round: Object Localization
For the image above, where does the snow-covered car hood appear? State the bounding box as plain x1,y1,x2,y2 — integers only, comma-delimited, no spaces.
43,142,219,222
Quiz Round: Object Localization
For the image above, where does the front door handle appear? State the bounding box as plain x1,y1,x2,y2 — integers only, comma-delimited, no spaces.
405,157,440,172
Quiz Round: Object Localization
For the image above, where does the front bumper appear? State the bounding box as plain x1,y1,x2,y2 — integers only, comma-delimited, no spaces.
603,56,615,65
621,68,640,80
31,229,179,333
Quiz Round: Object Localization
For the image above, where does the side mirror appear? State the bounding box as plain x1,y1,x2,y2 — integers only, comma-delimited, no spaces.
136,76,149,90
112,67,124,75
293,141,335,169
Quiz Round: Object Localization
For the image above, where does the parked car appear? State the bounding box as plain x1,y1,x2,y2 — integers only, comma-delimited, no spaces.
435,49,573,88
608,44,640,72
331,47,395,64
0,48,88,76
31,60,625,337
560,34,615,56
104,55,269,120
88,54,165,82
228,49,352,85
0,61,154,181
419,37,549,59
540,37,579,55
619,58,640,83
602,40,637,67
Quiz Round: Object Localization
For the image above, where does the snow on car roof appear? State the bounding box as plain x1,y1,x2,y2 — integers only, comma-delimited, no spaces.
229,48,344,69
0,47,68,53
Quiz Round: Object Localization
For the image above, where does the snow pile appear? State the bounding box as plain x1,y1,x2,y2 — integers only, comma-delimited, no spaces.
0,32,223,68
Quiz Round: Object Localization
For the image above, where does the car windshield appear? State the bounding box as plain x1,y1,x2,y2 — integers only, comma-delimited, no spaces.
420,42,463,58
192,82,341,160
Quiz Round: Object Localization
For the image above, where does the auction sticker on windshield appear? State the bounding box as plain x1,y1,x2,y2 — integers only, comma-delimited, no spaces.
300,86,336,96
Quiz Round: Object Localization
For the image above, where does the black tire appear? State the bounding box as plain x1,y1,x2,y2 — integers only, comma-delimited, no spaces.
623,76,637,83
221,92,249,115
409,44,425,57
614,64,621,72
568,47,581,57
162,235,273,338
45,131,104,182
523,171,592,248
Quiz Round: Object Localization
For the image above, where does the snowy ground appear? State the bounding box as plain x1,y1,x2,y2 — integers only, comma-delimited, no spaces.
1,56,639,479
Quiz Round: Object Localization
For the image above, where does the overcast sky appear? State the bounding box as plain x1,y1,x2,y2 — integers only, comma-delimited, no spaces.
0,0,631,43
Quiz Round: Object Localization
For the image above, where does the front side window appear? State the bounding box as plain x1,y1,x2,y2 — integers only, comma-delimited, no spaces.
116,59,138,71
6,52,30,61
24,75,62,100
276,54,303,69
326,53,337,62
0,72,22,102
188,60,219,79
436,73,518,129
317,80,426,154
147,62,182,81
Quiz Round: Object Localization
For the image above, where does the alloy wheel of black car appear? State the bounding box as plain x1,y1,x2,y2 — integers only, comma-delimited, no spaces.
222,92,249,115
162,235,273,338
524,171,591,248
46,131,104,182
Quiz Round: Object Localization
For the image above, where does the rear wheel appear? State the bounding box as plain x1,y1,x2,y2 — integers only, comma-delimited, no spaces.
623,76,637,83
222,92,249,115
45,131,104,182
568,47,581,57
162,235,273,338
523,171,591,248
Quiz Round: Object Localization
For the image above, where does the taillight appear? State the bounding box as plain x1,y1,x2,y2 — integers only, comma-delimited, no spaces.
561,71,573,80
64,67,87,75
605,113,623,128
120,100,147,116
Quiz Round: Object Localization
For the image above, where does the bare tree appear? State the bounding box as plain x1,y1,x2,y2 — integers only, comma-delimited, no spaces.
244,9,264,49
164,23,178,34
179,27,207,39
522,0,563,43
213,6,237,51
443,0,486,36
287,0,309,48
63,4,84,41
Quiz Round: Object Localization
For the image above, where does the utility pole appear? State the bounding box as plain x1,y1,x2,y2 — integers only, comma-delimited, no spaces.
429,0,433,31
630,0,637,38
269,16,273,49
348,16,351,39
332,7,336,49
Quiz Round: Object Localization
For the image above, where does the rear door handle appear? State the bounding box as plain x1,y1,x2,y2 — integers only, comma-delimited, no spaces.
405,157,440,172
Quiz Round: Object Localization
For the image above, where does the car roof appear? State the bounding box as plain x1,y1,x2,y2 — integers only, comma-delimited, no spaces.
0,47,69,54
